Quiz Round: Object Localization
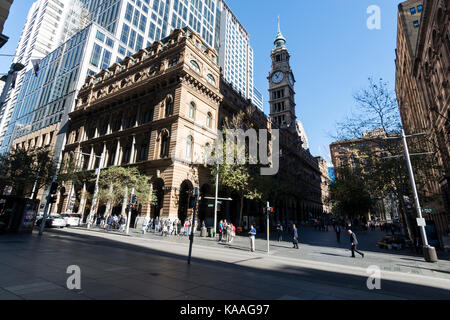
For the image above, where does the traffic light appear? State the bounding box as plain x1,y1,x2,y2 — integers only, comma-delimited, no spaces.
49,182,59,195
189,196,196,209
131,194,137,205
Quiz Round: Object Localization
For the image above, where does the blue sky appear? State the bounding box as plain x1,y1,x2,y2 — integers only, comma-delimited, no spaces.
0,1,403,165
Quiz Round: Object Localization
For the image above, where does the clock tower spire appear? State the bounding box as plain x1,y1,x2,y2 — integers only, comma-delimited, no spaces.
268,18,296,131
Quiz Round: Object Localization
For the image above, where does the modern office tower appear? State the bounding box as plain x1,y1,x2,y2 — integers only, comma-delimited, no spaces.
1,0,260,153
0,0,14,48
252,87,263,110
1,23,121,155
216,1,258,106
0,0,88,150
83,0,260,107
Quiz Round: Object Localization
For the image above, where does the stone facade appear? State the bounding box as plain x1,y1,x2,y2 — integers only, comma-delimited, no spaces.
395,0,449,242
59,27,330,227
64,28,221,222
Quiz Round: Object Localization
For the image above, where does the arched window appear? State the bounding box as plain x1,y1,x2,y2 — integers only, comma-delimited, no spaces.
207,74,216,86
206,112,212,128
189,102,195,119
190,60,200,73
186,135,193,160
165,95,174,117
204,143,211,164
160,131,170,158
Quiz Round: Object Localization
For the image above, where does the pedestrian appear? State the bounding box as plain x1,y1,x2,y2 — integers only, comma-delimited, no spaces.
161,220,168,237
335,224,341,243
248,224,256,252
348,229,364,258
230,223,236,243
226,223,232,243
292,224,299,249
218,220,223,242
167,219,173,236
154,217,159,233
172,219,178,236
276,223,283,242
119,215,126,232
177,220,182,236
142,215,150,234
106,216,113,231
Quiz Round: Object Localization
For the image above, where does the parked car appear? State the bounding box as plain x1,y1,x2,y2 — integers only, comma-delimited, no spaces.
35,215,67,228
61,213,81,227
377,235,411,250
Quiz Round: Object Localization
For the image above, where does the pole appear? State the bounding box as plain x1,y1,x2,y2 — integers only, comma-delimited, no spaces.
401,129,438,262
126,187,134,235
39,175,57,236
267,202,270,254
213,160,219,238
188,187,199,265
87,152,104,229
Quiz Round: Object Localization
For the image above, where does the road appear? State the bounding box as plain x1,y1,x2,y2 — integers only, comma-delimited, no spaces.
0,226,449,300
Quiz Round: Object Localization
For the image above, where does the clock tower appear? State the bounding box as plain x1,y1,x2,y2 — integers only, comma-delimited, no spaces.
268,21,296,131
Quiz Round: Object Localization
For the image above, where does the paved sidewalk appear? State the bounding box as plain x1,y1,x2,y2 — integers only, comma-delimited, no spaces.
1,227,449,300
82,225,450,281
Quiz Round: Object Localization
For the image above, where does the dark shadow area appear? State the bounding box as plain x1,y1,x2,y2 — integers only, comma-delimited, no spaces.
318,252,350,258
0,229,448,300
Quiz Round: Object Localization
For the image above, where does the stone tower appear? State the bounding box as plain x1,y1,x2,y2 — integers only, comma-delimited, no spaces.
268,19,296,131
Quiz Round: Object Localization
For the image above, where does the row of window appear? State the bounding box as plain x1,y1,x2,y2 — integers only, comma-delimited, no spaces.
410,5,423,15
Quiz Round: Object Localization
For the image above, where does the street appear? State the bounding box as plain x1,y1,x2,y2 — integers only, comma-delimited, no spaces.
0,226,449,300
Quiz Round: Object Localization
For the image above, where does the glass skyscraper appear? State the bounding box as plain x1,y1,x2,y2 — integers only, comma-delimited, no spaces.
0,0,261,154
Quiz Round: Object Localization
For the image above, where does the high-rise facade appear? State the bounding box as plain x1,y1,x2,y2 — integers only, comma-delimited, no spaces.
0,0,260,153
217,1,257,107
0,0,88,151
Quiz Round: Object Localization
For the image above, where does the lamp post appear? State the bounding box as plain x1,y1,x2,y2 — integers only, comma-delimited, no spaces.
383,131,438,262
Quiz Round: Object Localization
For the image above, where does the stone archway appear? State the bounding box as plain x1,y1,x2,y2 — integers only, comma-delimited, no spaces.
178,180,194,223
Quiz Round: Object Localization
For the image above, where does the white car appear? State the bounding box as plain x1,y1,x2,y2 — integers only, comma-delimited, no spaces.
61,213,82,227
36,214,67,228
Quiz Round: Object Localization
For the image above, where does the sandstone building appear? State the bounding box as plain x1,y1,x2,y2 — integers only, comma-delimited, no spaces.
59,27,330,227
395,0,449,245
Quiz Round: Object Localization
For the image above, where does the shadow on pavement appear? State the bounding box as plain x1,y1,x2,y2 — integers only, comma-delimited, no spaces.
0,229,447,300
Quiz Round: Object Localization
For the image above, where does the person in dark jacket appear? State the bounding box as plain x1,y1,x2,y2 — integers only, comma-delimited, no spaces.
276,224,283,242
348,229,364,258
292,224,299,249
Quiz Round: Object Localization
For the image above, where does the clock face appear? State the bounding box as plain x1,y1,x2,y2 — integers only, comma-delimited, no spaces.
272,71,284,84
289,74,294,86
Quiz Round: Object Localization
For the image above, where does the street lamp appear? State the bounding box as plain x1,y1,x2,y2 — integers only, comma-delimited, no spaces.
71,150,104,229
383,130,438,262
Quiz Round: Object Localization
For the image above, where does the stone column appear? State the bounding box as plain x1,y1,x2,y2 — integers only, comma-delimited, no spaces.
135,106,141,126
78,183,87,216
114,139,121,166
107,113,112,135
101,142,107,168
88,145,95,170
129,135,136,164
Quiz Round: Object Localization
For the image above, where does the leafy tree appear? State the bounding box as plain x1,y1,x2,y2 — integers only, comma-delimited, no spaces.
97,166,153,219
327,167,372,219
333,77,441,241
210,111,263,226
0,147,56,198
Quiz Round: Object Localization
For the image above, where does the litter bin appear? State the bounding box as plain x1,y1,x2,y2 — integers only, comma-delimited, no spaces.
201,227,207,237
208,227,214,238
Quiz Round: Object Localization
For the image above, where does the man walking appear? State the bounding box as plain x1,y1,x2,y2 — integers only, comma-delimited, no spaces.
348,229,364,258
292,224,299,249
276,223,283,242
218,220,223,242
335,224,341,243
142,215,150,234
248,225,256,252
